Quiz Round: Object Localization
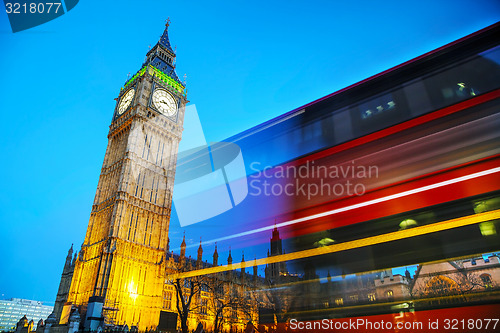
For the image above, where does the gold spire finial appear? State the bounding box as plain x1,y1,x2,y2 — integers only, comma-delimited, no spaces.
165,17,170,27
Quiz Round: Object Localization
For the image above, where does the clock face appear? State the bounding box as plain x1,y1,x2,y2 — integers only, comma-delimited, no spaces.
118,88,135,115
152,89,177,116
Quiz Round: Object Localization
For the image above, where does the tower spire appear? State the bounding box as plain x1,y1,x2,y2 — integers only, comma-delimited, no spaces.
253,257,258,282
197,237,203,269
213,242,218,266
65,244,73,267
138,20,183,87
159,17,175,54
241,251,246,282
180,232,186,258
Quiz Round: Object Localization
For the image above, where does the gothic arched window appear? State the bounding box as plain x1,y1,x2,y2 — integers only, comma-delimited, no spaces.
480,274,493,289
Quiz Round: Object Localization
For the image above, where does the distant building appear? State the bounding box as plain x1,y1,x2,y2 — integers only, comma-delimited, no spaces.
411,254,500,305
261,226,500,321
45,236,268,333
265,227,292,284
286,254,500,317
158,236,266,332
0,299,53,332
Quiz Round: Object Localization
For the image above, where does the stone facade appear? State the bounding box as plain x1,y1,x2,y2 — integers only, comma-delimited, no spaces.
158,238,266,332
53,246,76,324
51,22,188,331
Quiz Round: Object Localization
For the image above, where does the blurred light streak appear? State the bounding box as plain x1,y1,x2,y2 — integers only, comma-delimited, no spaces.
188,166,500,249
166,209,500,280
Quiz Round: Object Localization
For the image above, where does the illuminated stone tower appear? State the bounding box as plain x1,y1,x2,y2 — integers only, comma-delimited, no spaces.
265,227,288,283
67,21,187,330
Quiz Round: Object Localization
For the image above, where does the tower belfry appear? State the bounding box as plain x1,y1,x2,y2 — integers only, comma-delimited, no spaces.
66,21,187,330
266,226,288,282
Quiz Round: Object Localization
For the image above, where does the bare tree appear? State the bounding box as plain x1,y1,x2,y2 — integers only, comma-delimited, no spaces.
206,276,242,333
411,261,498,305
172,274,205,333
452,267,497,296
261,277,294,324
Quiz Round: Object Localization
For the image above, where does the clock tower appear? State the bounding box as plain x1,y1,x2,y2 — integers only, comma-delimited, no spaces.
67,21,187,329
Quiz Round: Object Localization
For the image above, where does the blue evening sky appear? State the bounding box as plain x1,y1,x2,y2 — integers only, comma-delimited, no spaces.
0,0,499,304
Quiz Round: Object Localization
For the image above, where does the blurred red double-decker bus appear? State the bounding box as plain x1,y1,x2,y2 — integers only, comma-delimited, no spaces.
173,22,500,332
